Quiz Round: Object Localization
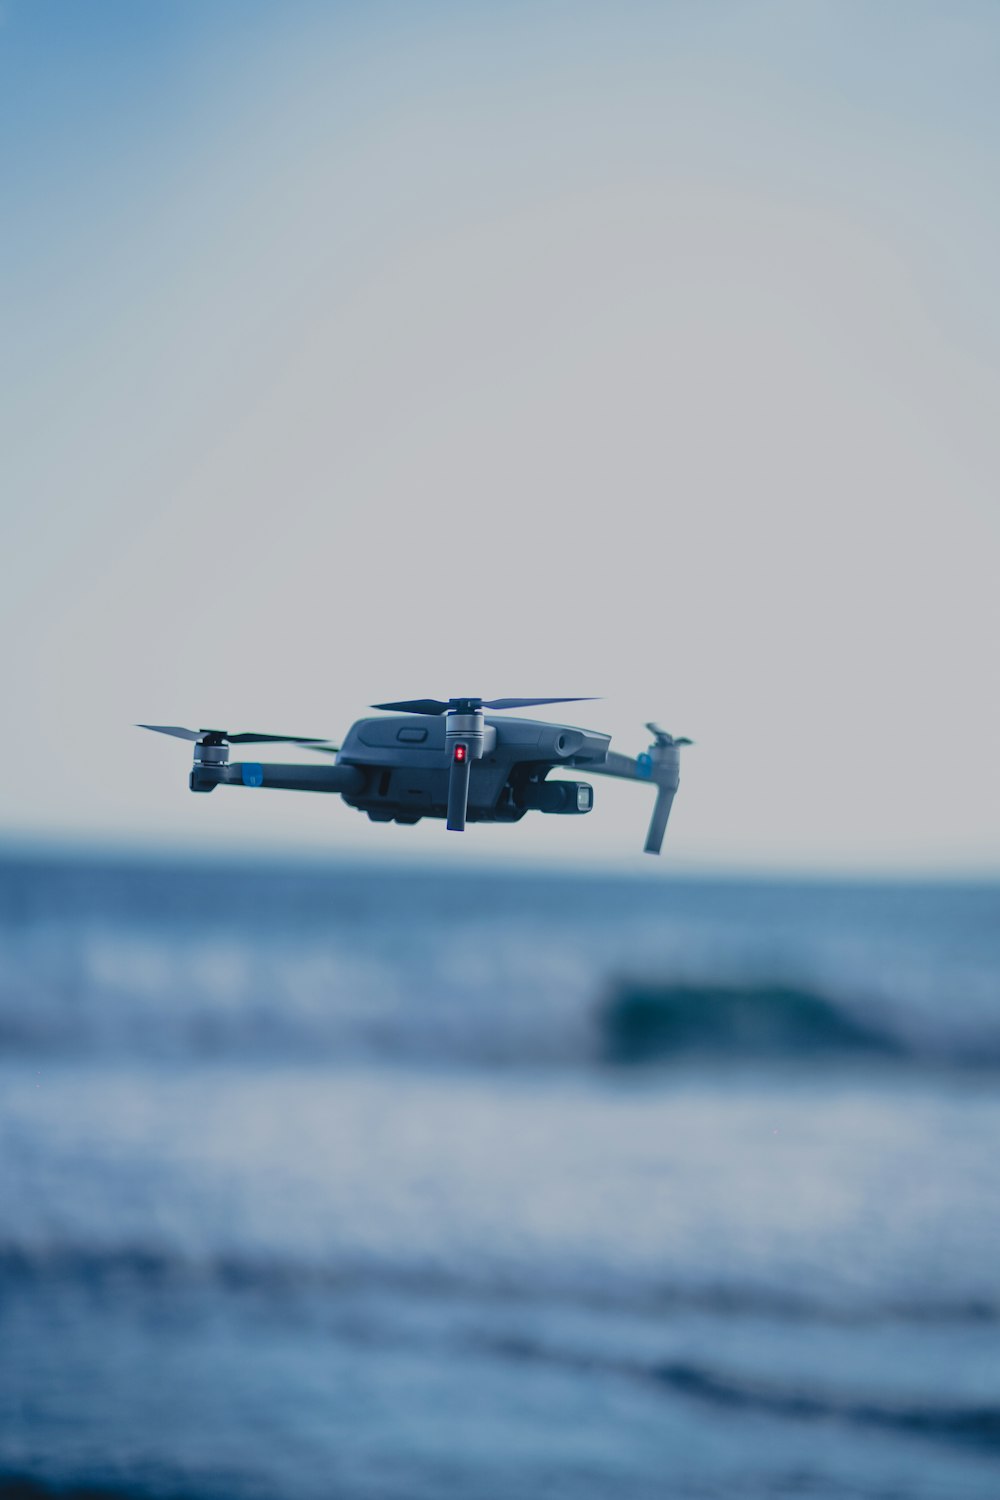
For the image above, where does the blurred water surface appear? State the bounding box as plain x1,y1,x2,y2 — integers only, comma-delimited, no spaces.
0,852,998,1499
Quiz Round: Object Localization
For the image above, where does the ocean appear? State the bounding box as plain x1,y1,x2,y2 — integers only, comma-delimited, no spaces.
0,852,998,1499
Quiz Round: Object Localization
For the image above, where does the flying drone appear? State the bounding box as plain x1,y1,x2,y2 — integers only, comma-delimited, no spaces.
138,698,690,854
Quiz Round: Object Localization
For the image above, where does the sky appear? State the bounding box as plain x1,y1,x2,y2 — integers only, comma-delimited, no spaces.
2,1,998,874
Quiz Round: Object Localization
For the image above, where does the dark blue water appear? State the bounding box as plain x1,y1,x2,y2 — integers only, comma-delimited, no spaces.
1,852,998,1499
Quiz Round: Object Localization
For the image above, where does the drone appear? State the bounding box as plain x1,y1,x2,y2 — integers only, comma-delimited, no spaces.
138,698,690,854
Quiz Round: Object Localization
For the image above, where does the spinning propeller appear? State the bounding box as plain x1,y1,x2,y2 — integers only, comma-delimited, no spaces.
372,696,599,832
372,697,597,716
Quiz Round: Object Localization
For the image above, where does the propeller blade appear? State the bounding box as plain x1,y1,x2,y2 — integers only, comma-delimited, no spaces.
645,723,694,748
137,725,326,745
372,699,452,716
373,696,599,716
481,697,599,712
137,724,202,741
304,744,342,755
222,732,326,744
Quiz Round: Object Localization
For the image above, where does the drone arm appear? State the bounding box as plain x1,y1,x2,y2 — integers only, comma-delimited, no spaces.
642,785,678,856
582,750,644,781
191,762,366,795
577,747,681,856
446,750,472,831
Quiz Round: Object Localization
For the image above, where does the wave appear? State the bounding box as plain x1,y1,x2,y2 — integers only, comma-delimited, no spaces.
472,1339,1000,1455
1,958,997,1070
0,1481,177,1500
1,855,998,1070
648,1360,1000,1453
600,980,908,1064
3,1241,998,1329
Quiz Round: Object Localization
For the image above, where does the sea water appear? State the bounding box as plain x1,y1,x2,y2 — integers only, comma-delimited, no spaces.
0,853,998,1499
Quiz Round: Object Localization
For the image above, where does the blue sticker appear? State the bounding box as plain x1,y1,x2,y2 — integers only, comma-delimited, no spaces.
242,762,264,787
636,753,653,779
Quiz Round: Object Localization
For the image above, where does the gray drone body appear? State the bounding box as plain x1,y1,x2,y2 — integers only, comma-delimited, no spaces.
139,697,689,855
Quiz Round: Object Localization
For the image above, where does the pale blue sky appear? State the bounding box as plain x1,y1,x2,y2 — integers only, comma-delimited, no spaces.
2,2,998,871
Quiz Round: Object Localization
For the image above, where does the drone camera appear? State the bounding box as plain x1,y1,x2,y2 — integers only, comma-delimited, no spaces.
520,780,593,815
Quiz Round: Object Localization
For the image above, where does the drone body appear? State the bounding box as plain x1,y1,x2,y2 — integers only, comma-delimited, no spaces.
139,698,689,854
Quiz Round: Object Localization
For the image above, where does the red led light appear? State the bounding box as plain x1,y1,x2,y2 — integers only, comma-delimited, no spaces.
454,744,467,762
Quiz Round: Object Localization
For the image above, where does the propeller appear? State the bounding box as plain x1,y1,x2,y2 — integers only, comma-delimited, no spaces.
137,725,326,745
373,697,598,716
645,722,693,748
